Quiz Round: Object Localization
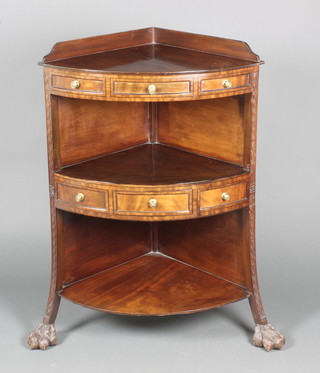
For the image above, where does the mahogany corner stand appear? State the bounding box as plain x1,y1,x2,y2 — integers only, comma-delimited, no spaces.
28,28,285,351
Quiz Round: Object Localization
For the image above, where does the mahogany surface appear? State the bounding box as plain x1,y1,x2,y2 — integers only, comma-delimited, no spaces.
28,28,285,352
58,212,150,287
60,254,248,315
42,27,261,65
157,96,247,165
48,44,256,73
57,98,148,166
159,210,247,287
58,144,247,185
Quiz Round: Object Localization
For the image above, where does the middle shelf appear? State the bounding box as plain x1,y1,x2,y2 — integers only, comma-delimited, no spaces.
57,143,247,185
54,144,250,221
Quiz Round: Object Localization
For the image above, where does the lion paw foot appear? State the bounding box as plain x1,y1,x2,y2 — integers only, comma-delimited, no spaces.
253,324,285,351
28,323,57,350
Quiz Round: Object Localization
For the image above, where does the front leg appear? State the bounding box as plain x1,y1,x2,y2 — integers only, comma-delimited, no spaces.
28,197,61,350
247,206,285,351
28,289,60,350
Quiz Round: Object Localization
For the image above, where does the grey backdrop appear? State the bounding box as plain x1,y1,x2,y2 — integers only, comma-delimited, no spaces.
1,0,319,372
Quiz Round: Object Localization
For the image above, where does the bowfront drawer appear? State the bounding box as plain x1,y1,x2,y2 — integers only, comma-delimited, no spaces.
111,80,192,97
114,191,192,216
51,75,105,96
57,184,107,210
200,74,250,94
200,182,247,210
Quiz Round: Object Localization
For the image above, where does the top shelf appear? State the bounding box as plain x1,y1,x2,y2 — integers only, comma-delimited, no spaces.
41,27,262,74
44,44,258,74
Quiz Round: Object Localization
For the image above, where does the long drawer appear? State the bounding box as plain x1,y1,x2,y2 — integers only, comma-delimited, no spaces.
111,79,192,98
113,191,192,217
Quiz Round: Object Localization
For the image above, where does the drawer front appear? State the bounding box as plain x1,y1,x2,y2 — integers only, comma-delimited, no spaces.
200,74,250,93
112,80,191,97
200,182,247,210
51,75,105,95
114,192,191,216
57,184,107,210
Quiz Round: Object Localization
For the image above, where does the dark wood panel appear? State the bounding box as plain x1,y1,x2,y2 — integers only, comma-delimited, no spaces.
159,211,247,286
42,28,153,63
157,97,246,165
42,27,261,69
57,144,247,184
60,254,248,315
48,44,256,74
155,28,260,62
58,212,150,287
57,97,148,167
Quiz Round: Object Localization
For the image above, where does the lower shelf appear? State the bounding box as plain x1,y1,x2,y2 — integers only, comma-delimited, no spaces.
60,254,249,315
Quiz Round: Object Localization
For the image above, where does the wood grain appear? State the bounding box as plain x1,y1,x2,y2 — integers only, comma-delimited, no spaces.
50,44,256,73
54,173,250,222
46,66,255,102
42,73,61,325
57,143,247,185
112,79,191,96
200,74,250,93
200,182,247,210
114,191,191,216
154,28,261,62
159,210,248,286
58,212,150,286
60,254,249,315
42,27,153,63
157,97,246,165
57,183,107,210
57,97,148,166
52,74,105,96
42,27,261,65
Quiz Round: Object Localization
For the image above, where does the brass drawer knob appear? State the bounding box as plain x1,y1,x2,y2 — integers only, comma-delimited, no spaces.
147,84,157,94
223,79,232,89
221,192,231,201
75,192,85,202
71,80,81,89
149,198,158,208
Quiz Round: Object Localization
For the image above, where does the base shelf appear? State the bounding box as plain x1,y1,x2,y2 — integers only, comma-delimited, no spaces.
60,254,249,316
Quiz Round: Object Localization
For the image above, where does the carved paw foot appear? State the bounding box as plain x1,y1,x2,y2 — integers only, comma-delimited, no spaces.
28,323,57,350
253,324,285,351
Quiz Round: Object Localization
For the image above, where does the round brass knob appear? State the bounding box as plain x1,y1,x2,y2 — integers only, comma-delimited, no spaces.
75,193,85,202
223,79,232,89
71,80,80,89
147,84,157,94
221,192,231,201
149,198,158,208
